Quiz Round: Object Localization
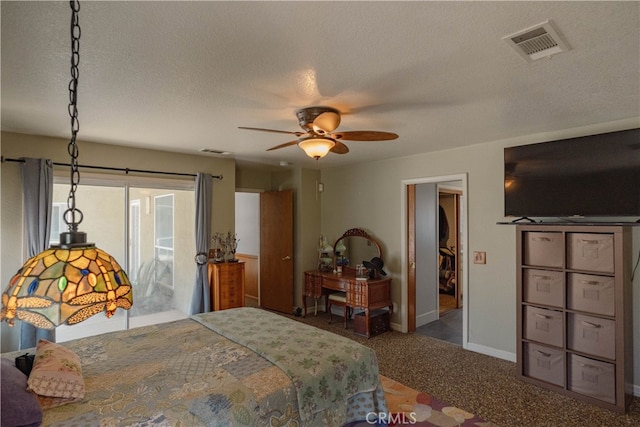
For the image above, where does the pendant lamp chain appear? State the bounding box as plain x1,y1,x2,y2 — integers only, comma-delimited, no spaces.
65,0,83,232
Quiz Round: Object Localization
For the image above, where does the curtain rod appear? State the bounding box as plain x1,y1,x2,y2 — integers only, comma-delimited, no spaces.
1,156,223,180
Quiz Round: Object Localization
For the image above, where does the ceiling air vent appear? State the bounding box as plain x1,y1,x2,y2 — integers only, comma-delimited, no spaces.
200,148,230,155
503,20,570,62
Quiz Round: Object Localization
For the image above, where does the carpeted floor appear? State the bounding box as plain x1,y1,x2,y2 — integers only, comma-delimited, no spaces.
287,310,640,427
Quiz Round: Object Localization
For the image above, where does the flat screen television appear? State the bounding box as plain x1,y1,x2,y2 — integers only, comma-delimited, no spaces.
504,128,640,219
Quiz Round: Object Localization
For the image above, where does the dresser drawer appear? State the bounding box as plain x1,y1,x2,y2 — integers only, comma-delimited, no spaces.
523,269,563,308
567,313,615,359
567,233,614,273
523,306,563,347
567,273,615,316
523,232,563,268
568,354,616,404
523,342,565,387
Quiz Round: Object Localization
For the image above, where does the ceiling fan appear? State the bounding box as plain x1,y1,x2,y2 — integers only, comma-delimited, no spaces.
238,106,398,159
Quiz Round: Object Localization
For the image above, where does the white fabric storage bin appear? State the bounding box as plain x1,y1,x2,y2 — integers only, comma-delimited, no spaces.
567,313,615,360
567,233,614,273
568,354,616,404
523,232,563,267
523,269,564,308
523,342,565,387
523,306,563,347
567,273,615,316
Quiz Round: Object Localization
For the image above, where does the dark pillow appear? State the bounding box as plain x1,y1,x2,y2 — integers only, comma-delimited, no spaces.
1,358,43,427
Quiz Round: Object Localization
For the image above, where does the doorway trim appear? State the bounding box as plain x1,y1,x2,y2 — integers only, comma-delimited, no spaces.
400,173,469,349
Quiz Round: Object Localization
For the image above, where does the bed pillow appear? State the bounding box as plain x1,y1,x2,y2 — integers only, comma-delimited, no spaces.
27,339,85,408
1,358,43,427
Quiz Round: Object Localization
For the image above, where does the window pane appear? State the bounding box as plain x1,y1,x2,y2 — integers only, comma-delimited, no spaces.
154,194,174,248
129,200,141,282
48,203,66,245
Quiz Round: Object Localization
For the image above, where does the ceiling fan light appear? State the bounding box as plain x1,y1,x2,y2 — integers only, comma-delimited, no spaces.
312,111,341,134
299,137,336,160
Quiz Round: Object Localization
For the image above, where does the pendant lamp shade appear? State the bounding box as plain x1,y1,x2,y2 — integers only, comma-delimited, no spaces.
2,246,132,329
298,136,336,160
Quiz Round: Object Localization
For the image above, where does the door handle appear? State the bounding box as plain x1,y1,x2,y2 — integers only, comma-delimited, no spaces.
581,321,602,328
282,255,291,261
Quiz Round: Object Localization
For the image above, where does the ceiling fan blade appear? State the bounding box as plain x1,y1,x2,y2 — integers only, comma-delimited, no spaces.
266,140,300,151
238,126,305,137
330,140,349,154
331,130,399,141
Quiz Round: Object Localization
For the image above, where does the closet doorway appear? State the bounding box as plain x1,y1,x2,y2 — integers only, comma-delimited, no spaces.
235,192,260,308
405,174,467,348
234,190,294,314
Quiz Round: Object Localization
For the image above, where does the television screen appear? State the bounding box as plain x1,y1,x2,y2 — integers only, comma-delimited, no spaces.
504,128,640,218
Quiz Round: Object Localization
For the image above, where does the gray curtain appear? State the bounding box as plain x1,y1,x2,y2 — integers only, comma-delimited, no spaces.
20,158,56,349
189,173,213,315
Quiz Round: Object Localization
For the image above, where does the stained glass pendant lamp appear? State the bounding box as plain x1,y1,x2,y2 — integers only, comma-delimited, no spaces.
0,0,132,329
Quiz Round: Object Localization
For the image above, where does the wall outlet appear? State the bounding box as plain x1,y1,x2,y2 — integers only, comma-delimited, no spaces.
473,251,486,264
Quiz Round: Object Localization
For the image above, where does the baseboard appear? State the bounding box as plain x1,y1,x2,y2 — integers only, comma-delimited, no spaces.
389,321,404,333
415,310,438,328
244,295,258,308
465,342,517,363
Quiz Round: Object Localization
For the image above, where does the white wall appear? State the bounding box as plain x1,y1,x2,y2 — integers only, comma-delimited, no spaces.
320,117,640,390
235,192,259,256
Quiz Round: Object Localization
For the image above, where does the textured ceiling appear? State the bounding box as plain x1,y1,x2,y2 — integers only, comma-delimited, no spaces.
1,1,639,169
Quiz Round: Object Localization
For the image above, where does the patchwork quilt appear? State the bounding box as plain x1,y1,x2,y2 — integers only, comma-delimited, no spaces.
3,308,387,426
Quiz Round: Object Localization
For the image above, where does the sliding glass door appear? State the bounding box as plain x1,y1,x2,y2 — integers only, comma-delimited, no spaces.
52,177,195,341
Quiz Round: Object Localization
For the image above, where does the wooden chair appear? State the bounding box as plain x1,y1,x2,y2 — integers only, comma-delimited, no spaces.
327,292,351,328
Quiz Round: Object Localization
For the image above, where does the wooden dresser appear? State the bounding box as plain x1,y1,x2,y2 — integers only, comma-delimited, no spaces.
208,261,245,310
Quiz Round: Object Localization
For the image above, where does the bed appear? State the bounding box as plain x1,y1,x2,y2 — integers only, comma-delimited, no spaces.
2,307,387,426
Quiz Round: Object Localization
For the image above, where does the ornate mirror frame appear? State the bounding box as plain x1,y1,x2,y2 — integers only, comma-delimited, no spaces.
333,228,382,273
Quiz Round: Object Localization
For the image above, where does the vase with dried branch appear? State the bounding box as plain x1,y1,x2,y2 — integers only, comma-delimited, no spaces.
225,232,239,262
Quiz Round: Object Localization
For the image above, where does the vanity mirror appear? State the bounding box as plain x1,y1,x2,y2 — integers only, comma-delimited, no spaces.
333,228,382,273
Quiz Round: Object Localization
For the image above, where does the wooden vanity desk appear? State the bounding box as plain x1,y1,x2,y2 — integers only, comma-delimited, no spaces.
304,228,393,337
303,270,392,337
